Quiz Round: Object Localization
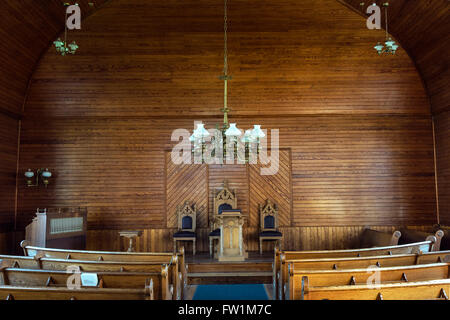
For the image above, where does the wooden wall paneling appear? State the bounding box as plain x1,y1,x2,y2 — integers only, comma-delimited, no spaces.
249,149,292,227
342,0,449,115
13,0,439,251
84,225,438,253
24,0,430,119
17,116,438,231
165,152,208,228
435,112,450,225
0,0,446,118
0,114,18,231
0,0,108,117
208,163,249,222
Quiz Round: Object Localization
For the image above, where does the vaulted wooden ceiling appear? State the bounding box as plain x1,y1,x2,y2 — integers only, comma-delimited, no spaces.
0,0,448,118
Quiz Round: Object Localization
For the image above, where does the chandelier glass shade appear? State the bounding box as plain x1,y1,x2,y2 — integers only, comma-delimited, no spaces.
54,38,79,56
190,0,265,164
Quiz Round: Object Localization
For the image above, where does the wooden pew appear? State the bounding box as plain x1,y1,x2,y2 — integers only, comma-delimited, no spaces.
0,254,181,300
288,262,450,299
274,238,437,299
359,228,401,248
20,240,187,298
399,229,444,251
278,250,450,299
0,266,172,300
297,278,450,300
0,285,153,300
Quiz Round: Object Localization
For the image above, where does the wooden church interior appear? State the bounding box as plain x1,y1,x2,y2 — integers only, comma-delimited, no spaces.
0,0,449,300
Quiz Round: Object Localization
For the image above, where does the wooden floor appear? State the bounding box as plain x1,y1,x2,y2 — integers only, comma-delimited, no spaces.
186,252,274,286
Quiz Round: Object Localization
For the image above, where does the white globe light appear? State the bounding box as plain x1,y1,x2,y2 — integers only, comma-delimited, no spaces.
225,123,242,137
42,170,52,178
193,123,210,138
251,125,265,138
24,170,34,178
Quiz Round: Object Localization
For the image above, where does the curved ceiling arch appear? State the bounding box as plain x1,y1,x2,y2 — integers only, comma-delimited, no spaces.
0,0,448,118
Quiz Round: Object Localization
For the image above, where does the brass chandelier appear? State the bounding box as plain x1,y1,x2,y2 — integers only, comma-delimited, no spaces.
53,2,79,56
373,2,399,55
190,0,265,164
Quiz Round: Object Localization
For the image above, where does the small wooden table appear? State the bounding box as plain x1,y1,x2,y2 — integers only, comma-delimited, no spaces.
119,230,143,252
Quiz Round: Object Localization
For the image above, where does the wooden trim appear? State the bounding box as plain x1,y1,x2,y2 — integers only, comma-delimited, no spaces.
163,151,168,228
206,165,210,228
432,116,440,225
246,162,250,227
0,108,21,120
288,148,293,227
14,120,21,231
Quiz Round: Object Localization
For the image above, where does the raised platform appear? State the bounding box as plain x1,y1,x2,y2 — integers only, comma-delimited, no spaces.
186,252,273,285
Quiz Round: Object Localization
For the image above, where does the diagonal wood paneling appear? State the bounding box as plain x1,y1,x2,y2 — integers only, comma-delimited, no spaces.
208,164,249,226
165,152,208,228
249,149,292,228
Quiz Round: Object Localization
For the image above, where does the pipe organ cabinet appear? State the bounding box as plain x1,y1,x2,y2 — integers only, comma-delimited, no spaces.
25,207,87,249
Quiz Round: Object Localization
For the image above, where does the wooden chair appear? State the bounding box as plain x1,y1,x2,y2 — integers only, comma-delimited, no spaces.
173,201,197,255
259,199,282,254
209,181,238,257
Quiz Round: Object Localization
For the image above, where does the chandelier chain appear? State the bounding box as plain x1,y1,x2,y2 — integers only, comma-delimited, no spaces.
224,0,228,76
385,3,388,39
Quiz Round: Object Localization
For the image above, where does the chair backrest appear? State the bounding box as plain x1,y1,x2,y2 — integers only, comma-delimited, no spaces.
213,180,237,217
177,201,196,232
259,199,278,232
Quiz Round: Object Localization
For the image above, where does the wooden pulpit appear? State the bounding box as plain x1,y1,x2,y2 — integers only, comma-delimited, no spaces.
215,209,247,261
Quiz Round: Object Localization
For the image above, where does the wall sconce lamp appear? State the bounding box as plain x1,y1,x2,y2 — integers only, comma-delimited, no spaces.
25,168,52,187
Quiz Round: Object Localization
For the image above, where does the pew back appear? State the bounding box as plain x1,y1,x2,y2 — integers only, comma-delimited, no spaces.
0,267,172,300
359,229,401,248
275,239,437,300
299,279,450,300
0,254,181,299
288,262,450,299
21,241,187,298
0,285,152,300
